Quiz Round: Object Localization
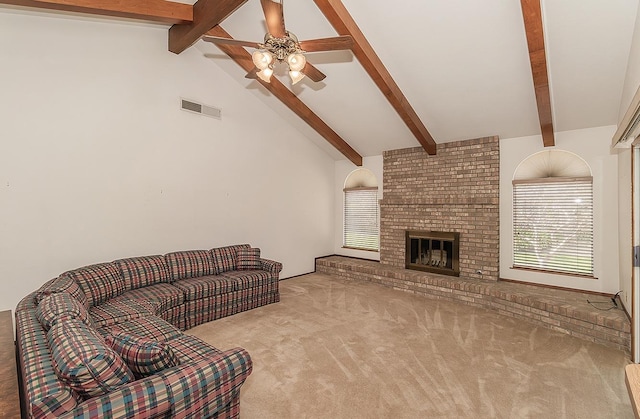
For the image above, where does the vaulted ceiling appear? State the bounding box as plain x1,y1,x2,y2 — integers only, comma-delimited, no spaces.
1,0,638,164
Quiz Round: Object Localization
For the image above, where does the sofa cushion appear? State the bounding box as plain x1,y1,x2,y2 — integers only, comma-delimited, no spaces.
48,319,133,399
165,250,215,281
116,255,171,290
183,297,232,329
105,332,180,378
211,244,250,275
36,275,89,309
219,269,272,291
98,315,183,342
237,247,261,270
113,283,184,314
90,299,157,328
36,293,92,330
62,263,125,307
171,275,235,301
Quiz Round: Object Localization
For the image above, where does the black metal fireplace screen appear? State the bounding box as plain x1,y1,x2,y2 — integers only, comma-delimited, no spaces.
405,230,460,276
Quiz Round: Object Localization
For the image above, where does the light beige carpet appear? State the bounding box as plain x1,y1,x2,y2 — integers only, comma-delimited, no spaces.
188,273,633,418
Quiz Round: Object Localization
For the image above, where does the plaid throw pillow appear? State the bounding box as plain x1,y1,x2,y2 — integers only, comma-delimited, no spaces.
48,320,133,399
36,275,89,309
105,333,180,378
237,248,261,270
36,293,92,330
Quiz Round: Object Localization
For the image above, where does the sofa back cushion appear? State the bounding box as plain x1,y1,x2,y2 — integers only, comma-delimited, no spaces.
62,263,126,307
164,250,215,281
48,319,133,399
36,293,92,330
116,255,171,290
211,244,251,275
36,275,89,309
105,332,180,378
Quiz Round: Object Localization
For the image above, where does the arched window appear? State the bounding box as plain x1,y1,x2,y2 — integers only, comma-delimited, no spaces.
512,150,593,276
344,168,379,251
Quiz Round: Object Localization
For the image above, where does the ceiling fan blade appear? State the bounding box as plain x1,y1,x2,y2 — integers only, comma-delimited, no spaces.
302,62,326,82
202,35,261,49
261,0,286,38
299,36,354,52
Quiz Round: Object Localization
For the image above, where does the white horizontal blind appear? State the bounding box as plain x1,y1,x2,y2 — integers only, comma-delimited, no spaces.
344,187,379,251
513,177,593,276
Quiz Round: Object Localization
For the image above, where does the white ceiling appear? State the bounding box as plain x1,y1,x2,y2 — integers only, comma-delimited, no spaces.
194,0,639,159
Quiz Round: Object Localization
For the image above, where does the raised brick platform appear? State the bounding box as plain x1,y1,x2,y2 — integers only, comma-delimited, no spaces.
316,255,631,353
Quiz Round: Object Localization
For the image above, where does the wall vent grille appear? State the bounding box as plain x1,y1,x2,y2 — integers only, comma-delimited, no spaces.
180,98,221,120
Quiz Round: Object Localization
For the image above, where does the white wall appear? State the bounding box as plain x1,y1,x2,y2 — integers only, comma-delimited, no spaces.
0,10,336,311
500,126,620,294
333,156,383,260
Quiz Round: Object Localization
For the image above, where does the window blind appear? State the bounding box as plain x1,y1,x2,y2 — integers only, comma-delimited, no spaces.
344,187,379,251
513,177,593,276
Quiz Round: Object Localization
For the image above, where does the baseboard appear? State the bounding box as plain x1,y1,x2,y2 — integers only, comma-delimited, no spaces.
280,253,379,281
279,272,315,281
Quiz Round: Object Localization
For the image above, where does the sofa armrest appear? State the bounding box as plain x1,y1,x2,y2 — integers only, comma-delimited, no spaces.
260,258,283,275
159,347,253,418
59,374,171,419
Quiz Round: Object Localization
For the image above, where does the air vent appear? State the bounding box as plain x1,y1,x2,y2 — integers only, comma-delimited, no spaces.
180,98,221,120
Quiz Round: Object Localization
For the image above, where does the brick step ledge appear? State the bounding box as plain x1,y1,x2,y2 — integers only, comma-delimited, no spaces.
316,255,630,353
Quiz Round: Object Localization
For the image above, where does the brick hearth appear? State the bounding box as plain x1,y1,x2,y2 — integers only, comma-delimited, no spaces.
316,255,630,353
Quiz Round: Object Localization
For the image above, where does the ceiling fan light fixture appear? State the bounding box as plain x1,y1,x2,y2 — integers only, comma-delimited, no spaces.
252,50,273,70
286,52,306,72
257,67,274,83
289,70,305,85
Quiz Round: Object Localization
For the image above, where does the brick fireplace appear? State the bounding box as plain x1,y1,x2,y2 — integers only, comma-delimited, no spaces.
380,136,500,281
317,136,630,351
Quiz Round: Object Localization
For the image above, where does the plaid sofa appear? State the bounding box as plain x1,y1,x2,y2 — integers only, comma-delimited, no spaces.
15,244,282,418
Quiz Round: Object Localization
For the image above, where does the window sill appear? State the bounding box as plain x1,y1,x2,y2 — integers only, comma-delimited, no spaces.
342,246,379,253
511,266,597,280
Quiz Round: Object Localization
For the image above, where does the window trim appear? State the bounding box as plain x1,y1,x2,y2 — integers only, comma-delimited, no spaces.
512,176,593,185
343,186,379,192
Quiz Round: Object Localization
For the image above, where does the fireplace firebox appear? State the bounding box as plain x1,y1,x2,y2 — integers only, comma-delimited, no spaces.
405,230,460,276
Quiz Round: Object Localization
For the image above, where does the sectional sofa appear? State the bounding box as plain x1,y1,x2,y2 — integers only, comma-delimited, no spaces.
15,244,282,418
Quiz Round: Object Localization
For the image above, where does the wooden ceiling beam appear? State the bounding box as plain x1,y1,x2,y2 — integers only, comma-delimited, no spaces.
207,26,363,166
520,0,555,147
0,0,192,24
313,0,437,155
168,0,247,54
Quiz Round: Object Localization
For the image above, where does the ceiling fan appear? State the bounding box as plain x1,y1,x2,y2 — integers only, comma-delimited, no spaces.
202,0,353,85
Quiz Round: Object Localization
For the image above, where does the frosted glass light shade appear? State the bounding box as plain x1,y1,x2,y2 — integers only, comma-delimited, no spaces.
289,70,305,85
257,67,273,83
252,50,273,70
287,53,306,72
